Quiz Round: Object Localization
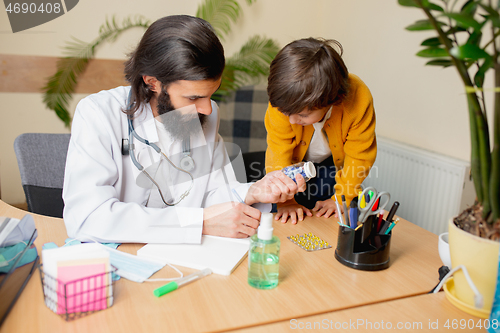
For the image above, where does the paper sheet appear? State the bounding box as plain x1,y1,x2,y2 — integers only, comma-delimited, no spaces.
137,235,250,276
57,263,107,314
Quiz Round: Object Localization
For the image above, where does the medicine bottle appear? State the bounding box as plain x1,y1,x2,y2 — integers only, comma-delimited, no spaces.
282,161,316,183
248,213,280,289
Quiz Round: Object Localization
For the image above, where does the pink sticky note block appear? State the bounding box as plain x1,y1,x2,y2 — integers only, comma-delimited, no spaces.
56,263,107,314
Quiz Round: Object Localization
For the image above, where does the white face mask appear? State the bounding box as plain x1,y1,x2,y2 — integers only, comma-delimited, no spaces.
101,247,166,283
0,215,36,247
57,238,184,283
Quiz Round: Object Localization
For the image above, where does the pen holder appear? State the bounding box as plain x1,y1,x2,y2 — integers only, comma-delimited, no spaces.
334,220,392,271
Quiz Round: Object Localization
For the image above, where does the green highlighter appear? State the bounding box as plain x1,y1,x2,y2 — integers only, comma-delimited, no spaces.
153,268,212,297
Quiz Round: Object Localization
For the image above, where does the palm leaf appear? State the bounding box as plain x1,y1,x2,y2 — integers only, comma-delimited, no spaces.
217,35,280,98
196,0,241,41
42,55,89,126
42,16,150,127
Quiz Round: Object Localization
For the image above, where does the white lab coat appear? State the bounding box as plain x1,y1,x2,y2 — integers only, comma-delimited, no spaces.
63,86,263,244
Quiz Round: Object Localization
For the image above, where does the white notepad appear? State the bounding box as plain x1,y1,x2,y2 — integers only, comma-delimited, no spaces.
137,235,250,276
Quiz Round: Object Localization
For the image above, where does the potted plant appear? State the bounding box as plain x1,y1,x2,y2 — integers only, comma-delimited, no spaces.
398,0,499,317
43,0,279,128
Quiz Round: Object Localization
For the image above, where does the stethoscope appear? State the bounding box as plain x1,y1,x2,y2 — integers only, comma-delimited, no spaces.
122,90,194,206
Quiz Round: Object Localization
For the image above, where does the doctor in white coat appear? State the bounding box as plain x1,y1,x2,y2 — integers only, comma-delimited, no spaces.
62,15,306,244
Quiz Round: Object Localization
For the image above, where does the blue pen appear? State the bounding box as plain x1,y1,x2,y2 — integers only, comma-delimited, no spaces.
231,189,244,203
349,200,358,229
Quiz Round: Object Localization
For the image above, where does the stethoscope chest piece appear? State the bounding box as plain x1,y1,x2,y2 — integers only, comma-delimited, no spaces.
180,137,195,171
180,154,195,171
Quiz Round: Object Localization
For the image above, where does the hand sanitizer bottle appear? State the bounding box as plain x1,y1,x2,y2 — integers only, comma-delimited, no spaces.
248,213,280,289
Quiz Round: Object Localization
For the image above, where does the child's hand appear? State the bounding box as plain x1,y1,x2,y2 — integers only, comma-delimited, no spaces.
312,199,338,218
275,204,312,224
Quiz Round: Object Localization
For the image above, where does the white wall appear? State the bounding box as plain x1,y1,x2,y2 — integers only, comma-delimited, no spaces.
318,1,475,161
0,0,482,204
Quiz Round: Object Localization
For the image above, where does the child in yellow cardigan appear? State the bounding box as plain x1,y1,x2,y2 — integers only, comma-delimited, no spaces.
265,38,377,224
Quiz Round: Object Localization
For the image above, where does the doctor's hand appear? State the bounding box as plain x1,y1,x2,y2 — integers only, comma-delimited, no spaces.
244,171,306,205
202,202,260,238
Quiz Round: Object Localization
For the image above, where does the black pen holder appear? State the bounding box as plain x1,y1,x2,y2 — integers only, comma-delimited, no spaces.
334,220,392,271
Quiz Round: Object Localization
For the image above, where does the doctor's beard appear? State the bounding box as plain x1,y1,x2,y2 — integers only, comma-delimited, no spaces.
156,88,207,141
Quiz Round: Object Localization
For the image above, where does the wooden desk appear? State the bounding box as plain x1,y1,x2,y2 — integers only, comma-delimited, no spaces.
234,293,486,332
0,200,446,332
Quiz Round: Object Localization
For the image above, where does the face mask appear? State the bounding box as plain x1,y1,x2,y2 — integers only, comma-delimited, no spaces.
101,247,166,283
46,237,180,283
0,215,36,247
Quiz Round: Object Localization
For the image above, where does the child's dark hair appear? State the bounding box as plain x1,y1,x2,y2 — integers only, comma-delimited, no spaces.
267,38,349,115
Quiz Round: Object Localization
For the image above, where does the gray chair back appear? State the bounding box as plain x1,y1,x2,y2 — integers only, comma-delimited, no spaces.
218,85,269,154
13,133,70,218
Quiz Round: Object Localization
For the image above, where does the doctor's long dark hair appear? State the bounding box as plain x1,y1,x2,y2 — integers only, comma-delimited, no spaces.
123,15,225,116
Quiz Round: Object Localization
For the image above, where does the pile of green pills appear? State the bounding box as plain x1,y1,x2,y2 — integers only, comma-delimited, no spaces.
287,233,331,252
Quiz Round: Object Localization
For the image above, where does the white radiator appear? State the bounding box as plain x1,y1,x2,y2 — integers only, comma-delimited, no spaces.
363,137,475,235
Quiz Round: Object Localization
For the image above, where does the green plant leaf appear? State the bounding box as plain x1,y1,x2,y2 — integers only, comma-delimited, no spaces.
461,0,478,16
42,56,89,127
196,0,241,41
398,0,442,10
426,2,444,11
444,26,467,35
416,47,449,57
421,36,452,46
491,17,500,28
425,59,453,67
478,3,500,28
450,44,490,60
442,13,482,30
42,15,151,127
406,19,446,31
466,30,482,46
473,57,494,88
398,0,420,8
219,35,280,97
478,3,500,18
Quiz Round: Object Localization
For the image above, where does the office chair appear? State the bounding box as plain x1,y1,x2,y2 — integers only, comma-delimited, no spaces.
13,133,71,218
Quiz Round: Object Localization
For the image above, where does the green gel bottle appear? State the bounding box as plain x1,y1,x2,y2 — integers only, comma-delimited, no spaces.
248,213,280,289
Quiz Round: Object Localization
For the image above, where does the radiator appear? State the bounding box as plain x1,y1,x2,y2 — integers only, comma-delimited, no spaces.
363,137,474,235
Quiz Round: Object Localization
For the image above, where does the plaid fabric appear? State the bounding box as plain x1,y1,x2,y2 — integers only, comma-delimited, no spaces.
218,85,268,154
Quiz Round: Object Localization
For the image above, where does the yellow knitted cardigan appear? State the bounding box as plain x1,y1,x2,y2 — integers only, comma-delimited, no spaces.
264,73,377,206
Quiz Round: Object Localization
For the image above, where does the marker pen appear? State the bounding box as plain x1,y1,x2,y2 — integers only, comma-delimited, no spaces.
153,268,212,297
